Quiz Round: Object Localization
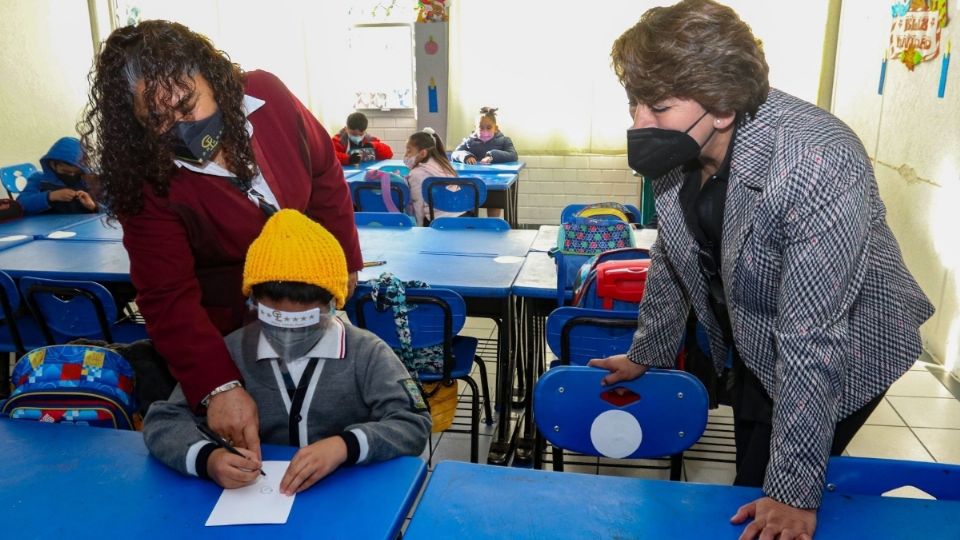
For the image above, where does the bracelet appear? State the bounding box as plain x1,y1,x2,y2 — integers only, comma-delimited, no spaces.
200,380,243,408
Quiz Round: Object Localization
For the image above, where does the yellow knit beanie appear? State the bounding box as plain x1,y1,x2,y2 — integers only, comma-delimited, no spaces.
242,209,348,308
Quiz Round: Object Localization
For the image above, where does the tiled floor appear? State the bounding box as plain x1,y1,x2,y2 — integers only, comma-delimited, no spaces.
429,317,960,486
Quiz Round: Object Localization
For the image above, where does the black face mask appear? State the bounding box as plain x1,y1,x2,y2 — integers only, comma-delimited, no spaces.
169,108,224,164
626,110,711,179
55,171,83,185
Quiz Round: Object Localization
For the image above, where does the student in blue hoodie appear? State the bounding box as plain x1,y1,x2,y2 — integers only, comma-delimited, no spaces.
19,137,99,214
451,107,518,218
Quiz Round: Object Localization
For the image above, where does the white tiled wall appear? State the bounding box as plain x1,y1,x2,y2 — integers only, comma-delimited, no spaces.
365,111,642,226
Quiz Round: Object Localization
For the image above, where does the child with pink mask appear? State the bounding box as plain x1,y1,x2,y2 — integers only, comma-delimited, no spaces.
451,106,518,165
404,128,461,226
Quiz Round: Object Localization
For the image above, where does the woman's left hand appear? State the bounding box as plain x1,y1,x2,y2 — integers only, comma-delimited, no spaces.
731,496,817,540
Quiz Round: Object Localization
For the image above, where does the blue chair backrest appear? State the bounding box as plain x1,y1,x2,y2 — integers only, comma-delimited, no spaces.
825,456,960,500
533,365,708,459
379,164,410,176
560,203,643,224
422,177,487,218
556,247,650,308
18,276,118,342
0,163,38,196
546,307,639,365
430,217,510,231
352,285,466,349
355,212,415,228
351,179,411,212
0,270,21,318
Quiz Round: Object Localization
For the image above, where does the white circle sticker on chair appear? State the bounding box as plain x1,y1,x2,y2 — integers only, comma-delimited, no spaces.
590,409,642,458
0,234,28,242
47,231,77,239
493,256,524,264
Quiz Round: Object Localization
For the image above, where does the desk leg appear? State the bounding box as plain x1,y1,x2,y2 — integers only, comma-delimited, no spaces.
514,297,551,465
487,295,516,465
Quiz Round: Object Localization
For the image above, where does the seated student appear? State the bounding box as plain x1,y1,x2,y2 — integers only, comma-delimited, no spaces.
143,209,430,494
332,112,394,166
404,128,460,226
451,106,518,165
18,136,99,214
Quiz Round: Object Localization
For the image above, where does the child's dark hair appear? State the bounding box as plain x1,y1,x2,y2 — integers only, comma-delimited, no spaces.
252,281,334,305
478,106,499,124
346,112,368,131
407,128,457,176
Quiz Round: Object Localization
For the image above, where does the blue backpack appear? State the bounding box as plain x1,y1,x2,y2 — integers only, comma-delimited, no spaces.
1,344,139,430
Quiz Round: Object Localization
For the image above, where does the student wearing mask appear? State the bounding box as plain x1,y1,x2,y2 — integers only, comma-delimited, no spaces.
19,137,98,214
332,112,394,166
144,210,430,494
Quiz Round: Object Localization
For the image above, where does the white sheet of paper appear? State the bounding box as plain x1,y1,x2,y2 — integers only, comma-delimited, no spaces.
205,461,295,526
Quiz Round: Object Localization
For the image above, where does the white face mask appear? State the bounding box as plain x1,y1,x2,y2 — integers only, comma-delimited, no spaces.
403,155,418,169
348,134,364,145
258,303,335,359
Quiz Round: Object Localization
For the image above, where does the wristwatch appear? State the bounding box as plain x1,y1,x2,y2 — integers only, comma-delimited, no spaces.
200,380,243,408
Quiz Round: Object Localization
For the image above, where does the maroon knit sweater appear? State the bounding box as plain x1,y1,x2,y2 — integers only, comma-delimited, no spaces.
120,70,361,408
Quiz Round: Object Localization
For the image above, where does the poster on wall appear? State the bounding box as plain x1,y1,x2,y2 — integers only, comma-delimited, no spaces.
414,1,449,142
889,0,950,70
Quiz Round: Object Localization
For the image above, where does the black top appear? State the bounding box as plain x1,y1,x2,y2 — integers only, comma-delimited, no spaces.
678,133,736,345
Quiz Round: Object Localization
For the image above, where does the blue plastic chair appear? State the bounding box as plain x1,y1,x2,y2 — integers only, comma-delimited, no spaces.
350,178,411,213
18,276,148,344
555,246,650,308
429,216,510,231
422,177,487,222
355,212,415,228
825,456,960,500
0,163,38,197
560,203,643,225
353,286,492,462
0,272,47,396
546,307,639,366
533,365,708,475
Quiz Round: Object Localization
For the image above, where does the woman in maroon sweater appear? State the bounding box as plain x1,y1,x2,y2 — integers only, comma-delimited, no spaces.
79,21,361,456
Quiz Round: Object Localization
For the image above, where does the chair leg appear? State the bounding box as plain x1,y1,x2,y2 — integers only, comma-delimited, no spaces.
474,355,493,425
462,377,481,463
533,428,544,470
670,453,683,481
552,445,564,472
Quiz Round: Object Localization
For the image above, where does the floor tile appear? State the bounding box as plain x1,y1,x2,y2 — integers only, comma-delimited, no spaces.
885,371,954,398
912,428,960,464
864,398,906,426
683,459,737,485
429,432,493,464
887,396,960,429
844,425,934,462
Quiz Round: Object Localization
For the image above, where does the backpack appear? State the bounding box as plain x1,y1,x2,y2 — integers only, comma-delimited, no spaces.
556,202,637,256
1,344,140,430
572,255,651,309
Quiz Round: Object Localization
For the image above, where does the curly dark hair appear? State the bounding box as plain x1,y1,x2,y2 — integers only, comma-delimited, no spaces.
611,0,769,118
78,20,258,218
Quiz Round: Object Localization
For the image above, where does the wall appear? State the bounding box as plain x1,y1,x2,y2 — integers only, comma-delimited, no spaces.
832,0,959,376
0,0,94,169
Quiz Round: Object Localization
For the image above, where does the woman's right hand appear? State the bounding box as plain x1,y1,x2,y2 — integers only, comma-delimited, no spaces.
207,387,262,460
207,447,263,489
587,354,650,385
464,156,478,165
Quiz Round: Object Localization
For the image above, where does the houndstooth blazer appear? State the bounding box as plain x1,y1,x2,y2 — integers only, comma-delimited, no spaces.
625,89,934,508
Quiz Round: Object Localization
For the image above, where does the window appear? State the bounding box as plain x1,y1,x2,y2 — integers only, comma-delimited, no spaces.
350,24,415,110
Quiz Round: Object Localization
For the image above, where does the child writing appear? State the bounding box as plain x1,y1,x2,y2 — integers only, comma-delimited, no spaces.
332,112,394,166
404,127,461,226
451,106,517,218
19,136,99,214
143,209,430,495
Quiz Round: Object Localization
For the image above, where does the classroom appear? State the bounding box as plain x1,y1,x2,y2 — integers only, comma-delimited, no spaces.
0,0,958,538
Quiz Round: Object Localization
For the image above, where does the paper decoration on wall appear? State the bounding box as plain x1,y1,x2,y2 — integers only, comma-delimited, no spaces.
889,0,950,71
939,41,952,97
416,0,448,23
428,77,439,113
425,36,439,55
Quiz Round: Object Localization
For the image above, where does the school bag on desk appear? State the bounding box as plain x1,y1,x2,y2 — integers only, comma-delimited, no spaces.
0,344,139,430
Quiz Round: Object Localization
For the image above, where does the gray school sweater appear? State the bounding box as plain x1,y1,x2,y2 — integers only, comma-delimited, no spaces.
143,321,431,477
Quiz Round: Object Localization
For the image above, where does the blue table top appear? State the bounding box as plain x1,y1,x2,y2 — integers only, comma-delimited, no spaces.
0,420,426,540
405,461,960,539
0,238,130,281
349,159,525,175
43,215,124,241
0,213,101,238
358,226,536,258
347,171,517,191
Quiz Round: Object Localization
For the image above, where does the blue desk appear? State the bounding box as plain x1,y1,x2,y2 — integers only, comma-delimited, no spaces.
43,215,124,241
0,420,426,540
406,461,960,539
0,213,100,238
0,239,130,281
371,158,525,175
358,226,535,260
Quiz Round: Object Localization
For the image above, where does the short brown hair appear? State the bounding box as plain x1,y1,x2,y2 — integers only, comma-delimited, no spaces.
611,0,769,118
